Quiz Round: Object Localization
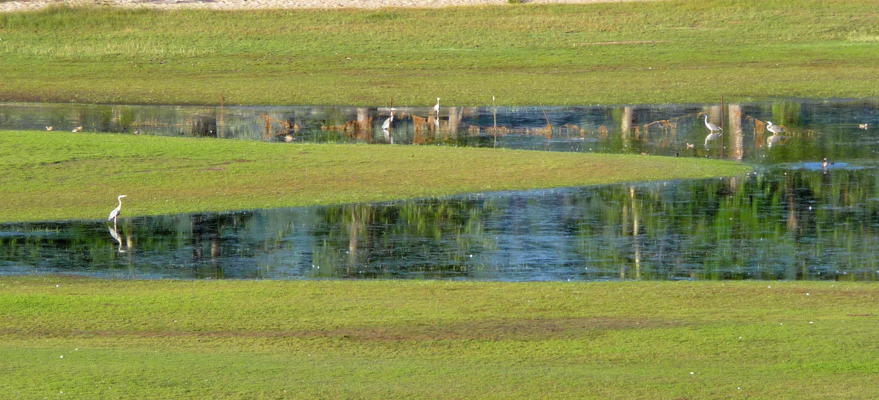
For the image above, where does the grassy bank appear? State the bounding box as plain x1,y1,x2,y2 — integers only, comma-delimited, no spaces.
0,277,877,398
1,0,878,106
0,130,749,222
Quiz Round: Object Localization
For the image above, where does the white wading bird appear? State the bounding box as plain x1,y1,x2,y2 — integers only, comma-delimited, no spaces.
702,115,723,150
767,121,785,135
108,195,127,228
703,114,722,134
382,108,396,143
382,108,396,130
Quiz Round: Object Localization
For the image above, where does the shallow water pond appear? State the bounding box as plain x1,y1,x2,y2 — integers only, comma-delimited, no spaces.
3,99,878,162
1,167,878,281
1,99,879,280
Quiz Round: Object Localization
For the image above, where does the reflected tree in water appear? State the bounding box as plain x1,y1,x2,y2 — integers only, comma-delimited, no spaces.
2,168,879,281
3,100,879,280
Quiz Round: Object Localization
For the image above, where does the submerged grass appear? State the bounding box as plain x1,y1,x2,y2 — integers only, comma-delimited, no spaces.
1,0,878,105
1,276,877,398
0,129,749,222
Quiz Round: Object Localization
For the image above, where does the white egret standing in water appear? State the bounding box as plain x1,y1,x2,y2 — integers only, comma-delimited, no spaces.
765,121,785,148
382,108,396,143
767,121,785,135
703,114,722,134
108,195,127,228
382,108,396,131
434,98,441,131
702,115,722,150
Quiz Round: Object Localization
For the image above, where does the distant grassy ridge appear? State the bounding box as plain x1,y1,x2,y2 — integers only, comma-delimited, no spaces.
0,130,749,222
0,0,878,105
1,277,877,398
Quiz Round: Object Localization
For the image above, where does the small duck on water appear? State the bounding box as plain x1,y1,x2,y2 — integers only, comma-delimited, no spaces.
822,158,834,169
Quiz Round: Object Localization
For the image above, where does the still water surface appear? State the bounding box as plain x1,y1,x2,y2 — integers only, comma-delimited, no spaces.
2,99,879,280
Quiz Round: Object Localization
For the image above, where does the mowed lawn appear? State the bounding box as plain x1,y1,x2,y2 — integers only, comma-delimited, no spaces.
0,0,877,106
1,277,877,399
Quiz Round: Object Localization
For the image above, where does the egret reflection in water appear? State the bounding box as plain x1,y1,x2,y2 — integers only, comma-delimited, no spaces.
108,226,128,253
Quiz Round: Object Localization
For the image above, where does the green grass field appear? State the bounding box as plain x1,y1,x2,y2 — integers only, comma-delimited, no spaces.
1,0,878,106
1,1,875,398
0,129,749,222
1,277,877,399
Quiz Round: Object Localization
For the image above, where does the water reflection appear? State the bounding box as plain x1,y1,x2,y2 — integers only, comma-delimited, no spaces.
3,99,879,280
1,165,878,281
3,99,878,164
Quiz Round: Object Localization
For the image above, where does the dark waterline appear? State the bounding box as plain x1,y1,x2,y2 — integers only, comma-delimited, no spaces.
2,99,879,281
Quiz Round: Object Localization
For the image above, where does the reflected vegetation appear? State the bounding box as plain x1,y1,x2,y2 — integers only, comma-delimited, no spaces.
1,166,878,281
3,99,879,165
2,98,879,280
